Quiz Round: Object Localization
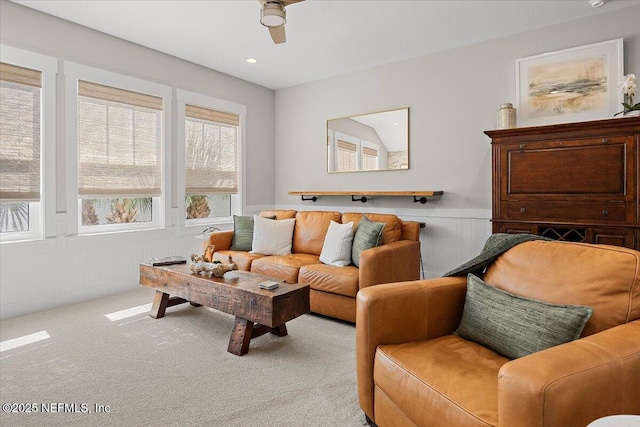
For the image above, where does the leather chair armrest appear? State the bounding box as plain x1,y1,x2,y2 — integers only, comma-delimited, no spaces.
356,277,468,420
359,240,421,288
499,320,640,427
202,231,234,253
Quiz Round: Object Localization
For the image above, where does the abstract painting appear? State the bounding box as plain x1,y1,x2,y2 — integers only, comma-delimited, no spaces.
516,39,623,127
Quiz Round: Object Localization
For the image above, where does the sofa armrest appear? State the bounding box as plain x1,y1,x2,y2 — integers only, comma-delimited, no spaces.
359,240,421,288
356,277,468,420
202,231,234,253
499,320,640,427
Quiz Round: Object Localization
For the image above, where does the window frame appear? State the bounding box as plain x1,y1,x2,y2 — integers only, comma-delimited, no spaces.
0,45,57,243
176,89,246,228
64,62,172,236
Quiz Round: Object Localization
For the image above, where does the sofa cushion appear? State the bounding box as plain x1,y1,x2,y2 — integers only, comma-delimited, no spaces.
351,216,384,267
229,214,276,251
375,335,508,427
299,264,359,297
213,250,265,271
250,215,296,256
319,220,354,267
457,274,593,359
250,253,320,284
342,212,402,245
292,211,342,256
484,240,640,337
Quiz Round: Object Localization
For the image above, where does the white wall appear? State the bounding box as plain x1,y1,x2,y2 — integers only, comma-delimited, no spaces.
0,1,276,319
274,5,640,275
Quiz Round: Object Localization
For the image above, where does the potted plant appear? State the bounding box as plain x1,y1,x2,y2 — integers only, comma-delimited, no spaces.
614,74,640,117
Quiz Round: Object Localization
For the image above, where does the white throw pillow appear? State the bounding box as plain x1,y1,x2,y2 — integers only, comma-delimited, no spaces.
319,221,354,267
250,215,296,256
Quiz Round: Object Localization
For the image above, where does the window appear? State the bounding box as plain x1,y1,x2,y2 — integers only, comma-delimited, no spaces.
185,105,238,220
0,46,56,243
336,140,357,172
177,90,245,225
362,146,378,171
65,63,171,235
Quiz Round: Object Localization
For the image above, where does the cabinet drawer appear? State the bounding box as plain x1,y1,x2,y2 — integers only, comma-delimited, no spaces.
493,222,538,235
588,228,635,248
503,201,626,222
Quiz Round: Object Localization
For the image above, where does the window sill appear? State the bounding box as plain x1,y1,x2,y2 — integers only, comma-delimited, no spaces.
68,227,172,249
0,237,56,255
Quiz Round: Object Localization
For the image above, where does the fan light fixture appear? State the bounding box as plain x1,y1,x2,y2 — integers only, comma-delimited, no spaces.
589,0,605,7
260,1,286,28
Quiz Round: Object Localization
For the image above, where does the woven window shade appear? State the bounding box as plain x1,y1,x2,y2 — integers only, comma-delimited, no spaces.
185,104,239,194
77,80,163,197
363,147,378,157
0,62,42,202
337,140,356,151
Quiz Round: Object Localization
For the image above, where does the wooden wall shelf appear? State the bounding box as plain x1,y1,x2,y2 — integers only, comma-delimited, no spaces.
288,191,443,204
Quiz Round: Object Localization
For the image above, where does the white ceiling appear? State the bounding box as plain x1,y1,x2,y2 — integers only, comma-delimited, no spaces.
12,0,640,90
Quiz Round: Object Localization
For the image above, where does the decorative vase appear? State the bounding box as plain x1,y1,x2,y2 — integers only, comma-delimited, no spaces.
496,103,517,129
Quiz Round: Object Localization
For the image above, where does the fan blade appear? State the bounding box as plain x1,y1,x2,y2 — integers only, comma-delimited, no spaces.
258,0,304,7
259,0,303,5
269,26,286,44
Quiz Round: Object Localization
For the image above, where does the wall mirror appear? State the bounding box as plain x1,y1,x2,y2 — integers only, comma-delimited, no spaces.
327,108,409,173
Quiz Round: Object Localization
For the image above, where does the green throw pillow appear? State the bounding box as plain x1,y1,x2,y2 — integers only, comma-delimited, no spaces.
456,274,593,359
351,216,385,267
229,215,275,251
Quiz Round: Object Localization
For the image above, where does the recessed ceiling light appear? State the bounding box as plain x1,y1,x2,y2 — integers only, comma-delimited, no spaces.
393,122,399,126
246,58,258,64
589,0,605,7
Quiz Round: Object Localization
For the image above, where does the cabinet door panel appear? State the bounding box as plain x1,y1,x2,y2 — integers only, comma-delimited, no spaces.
507,143,626,196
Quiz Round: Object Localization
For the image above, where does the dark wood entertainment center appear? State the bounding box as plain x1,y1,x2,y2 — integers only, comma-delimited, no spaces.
485,117,640,250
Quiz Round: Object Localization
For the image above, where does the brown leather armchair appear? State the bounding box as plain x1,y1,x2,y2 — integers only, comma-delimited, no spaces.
356,240,640,427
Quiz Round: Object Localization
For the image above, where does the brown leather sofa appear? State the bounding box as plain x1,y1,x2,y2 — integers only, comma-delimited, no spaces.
205,210,421,322
356,240,640,427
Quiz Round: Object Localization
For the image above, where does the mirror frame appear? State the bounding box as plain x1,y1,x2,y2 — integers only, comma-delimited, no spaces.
326,107,409,173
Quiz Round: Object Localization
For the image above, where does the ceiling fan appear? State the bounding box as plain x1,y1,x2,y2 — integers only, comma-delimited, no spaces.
258,0,304,44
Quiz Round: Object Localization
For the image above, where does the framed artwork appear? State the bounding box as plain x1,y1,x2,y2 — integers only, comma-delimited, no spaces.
516,38,623,127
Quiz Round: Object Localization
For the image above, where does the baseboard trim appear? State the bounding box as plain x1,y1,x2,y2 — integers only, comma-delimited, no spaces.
0,281,140,320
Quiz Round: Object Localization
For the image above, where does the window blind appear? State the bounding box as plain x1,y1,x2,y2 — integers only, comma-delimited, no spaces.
185,104,239,194
0,62,42,202
77,80,163,197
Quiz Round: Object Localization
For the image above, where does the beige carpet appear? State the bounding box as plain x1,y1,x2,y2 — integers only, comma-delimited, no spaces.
0,288,366,426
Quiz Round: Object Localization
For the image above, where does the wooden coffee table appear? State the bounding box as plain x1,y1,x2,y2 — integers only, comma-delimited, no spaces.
139,264,310,356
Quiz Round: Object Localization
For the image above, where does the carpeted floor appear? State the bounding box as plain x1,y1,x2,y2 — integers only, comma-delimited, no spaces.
0,288,366,426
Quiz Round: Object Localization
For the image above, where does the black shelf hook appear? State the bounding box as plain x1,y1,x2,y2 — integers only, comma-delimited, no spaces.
301,195,317,202
351,195,367,203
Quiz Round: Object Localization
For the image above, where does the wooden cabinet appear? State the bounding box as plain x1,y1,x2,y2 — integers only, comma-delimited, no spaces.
485,117,640,250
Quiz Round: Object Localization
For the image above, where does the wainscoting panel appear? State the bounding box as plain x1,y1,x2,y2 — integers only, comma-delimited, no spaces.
1,208,491,319
399,214,491,278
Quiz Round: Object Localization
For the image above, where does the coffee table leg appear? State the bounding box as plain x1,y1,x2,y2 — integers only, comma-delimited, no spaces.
271,324,288,337
150,291,170,319
228,317,254,356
